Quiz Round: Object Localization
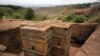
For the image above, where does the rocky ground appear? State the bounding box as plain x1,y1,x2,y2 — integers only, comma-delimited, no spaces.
0,47,79,56
1,51,24,56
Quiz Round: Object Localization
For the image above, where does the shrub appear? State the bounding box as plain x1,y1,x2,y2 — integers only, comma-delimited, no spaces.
75,15,87,23
24,8,35,20
59,13,76,22
65,13,76,22
0,11,4,19
59,12,93,23
12,13,22,19
84,13,93,19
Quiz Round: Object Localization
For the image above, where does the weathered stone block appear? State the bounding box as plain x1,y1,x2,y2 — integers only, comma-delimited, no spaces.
52,36,70,49
21,28,45,37
52,47,69,56
21,20,72,56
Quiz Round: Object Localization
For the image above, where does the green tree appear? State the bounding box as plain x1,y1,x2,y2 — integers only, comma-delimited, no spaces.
24,8,35,20
65,13,76,22
0,11,4,19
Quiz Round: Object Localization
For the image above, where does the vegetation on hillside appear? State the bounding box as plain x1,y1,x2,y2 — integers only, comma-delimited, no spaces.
34,3,92,19
70,3,91,9
0,5,49,20
0,2,100,23
58,12,93,23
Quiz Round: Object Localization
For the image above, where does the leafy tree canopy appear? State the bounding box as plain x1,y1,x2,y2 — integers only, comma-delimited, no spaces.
24,8,35,20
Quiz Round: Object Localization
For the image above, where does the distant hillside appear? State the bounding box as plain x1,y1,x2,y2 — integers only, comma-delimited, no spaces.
34,3,91,19
34,5,69,19
0,5,24,10
1,3,98,22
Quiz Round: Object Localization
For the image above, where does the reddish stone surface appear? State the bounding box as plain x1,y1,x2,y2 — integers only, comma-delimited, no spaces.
70,47,80,56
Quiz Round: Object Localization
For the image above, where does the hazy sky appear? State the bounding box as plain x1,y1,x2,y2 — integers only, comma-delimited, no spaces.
0,0,98,7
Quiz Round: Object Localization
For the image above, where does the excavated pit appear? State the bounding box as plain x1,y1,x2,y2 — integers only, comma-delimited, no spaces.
70,23,97,47
0,20,22,54
0,20,98,56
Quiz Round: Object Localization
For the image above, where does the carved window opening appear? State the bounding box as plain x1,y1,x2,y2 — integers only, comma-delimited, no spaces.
48,44,51,49
32,46,35,50
57,41,60,46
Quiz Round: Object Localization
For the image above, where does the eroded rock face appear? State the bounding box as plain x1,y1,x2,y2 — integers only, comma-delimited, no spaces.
0,21,22,54
75,25,100,56
71,23,97,47
0,28,22,54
